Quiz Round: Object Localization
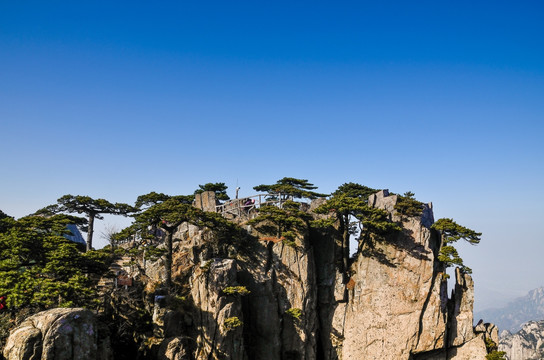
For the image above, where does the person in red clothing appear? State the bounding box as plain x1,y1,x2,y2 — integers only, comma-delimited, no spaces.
0,296,6,311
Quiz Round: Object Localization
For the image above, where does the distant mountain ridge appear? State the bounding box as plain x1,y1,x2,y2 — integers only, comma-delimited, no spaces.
476,287,544,333
499,320,544,360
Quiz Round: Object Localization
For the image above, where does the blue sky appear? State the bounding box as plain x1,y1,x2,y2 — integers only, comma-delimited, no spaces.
1,1,543,312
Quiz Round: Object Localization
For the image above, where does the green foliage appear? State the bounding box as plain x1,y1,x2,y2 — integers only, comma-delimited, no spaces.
432,218,481,245
285,307,302,320
193,210,247,248
313,183,400,283
432,218,481,273
254,177,327,200
332,183,378,199
485,337,498,352
282,238,297,248
111,224,139,243
134,191,171,209
0,210,15,233
142,245,167,261
394,191,424,218
195,182,230,201
313,188,400,244
222,286,251,296
437,246,473,274
0,215,108,311
134,196,207,287
135,198,201,231
484,337,506,360
39,194,138,251
485,351,506,360
56,194,138,219
248,200,311,243
223,316,243,331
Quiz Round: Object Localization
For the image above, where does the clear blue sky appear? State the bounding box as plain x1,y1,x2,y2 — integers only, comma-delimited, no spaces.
1,1,543,312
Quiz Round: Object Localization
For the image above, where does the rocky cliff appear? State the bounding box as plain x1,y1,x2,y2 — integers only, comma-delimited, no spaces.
4,190,494,360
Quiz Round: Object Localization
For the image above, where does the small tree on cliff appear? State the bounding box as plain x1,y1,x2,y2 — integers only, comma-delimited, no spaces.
194,182,230,201
431,218,481,274
394,191,425,218
313,183,400,281
41,195,138,251
254,177,327,202
134,195,201,288
247,200,312,272
248,200,311,247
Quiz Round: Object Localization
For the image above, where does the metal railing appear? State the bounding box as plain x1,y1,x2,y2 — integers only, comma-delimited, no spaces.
215,193,294,217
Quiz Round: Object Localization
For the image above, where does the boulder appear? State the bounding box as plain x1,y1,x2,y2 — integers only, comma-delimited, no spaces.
157,337,191,360
3,308,111,360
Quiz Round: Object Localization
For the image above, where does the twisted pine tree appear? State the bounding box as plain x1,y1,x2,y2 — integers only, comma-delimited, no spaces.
254,177,327,202
313,183,400,282
39,195,138,251
432,218,481,274
134,194,199,288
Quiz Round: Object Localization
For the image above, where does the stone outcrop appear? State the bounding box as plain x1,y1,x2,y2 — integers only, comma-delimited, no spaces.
310,190,490,359
499,320,544,360
3,308,111,360
70,190,493,360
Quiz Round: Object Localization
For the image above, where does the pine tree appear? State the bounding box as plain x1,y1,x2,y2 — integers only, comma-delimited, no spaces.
432,218,481,274
134,196,201,288
394,191,425,218
254,177,327,202
313,183,400,282
248,200,312,247
194,182,230,201
39,195,138,251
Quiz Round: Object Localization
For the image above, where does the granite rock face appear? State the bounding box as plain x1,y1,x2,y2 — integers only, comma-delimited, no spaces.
60,190,493,360
237,236,317,360
3,308,111,360
316,190,489,359
499,320,544,360
190,258,246,360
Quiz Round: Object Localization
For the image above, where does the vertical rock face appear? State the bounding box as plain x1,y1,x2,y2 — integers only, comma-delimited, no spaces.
190,258,246,360
499,320,544,360
317,190,489,360
3,308,111,360
449,268,478,347
237,233,317,360
328,191,447,359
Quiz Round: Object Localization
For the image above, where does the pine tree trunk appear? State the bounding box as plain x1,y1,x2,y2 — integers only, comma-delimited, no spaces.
341,214,350,284
86,214,95,252
165,231,173,288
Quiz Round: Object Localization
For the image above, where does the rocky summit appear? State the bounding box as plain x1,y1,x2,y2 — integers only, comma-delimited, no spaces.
2,190,497,360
